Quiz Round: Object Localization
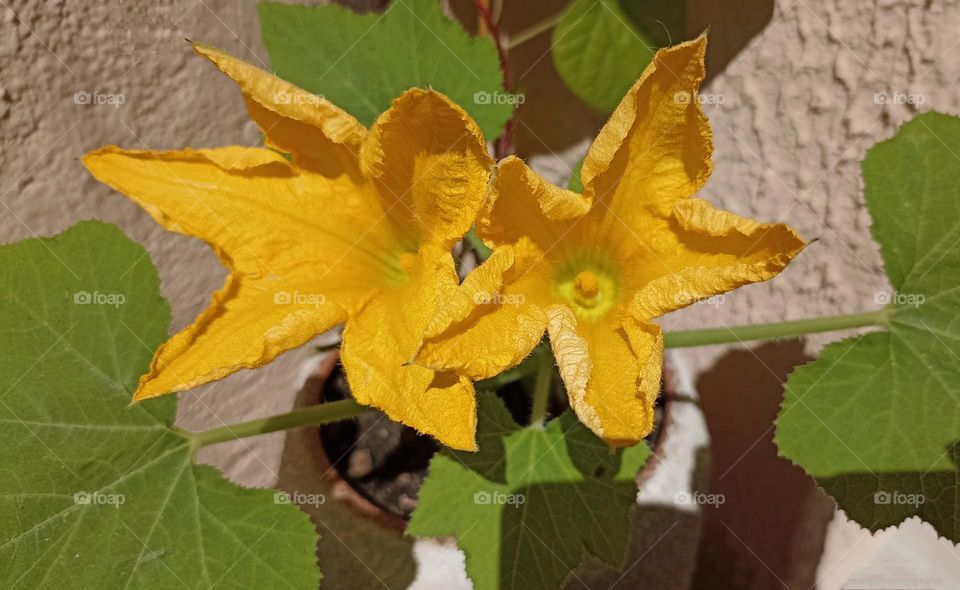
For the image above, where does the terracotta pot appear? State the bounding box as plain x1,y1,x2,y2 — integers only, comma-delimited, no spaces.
280,349,710,590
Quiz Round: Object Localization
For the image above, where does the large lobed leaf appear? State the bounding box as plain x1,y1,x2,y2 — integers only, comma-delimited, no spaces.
552,0,684,113
776,112,960,542
0,222,320,588
409,393,650,590
259,0,513,140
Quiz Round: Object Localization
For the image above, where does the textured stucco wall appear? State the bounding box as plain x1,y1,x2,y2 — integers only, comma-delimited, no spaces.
2,0,960,587
681,1,960,586
0,0,304,487
667,0,960,357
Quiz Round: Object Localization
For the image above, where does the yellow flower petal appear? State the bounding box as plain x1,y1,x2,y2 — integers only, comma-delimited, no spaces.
545,305,590,417
361,89,493,247
86,44,493,448
417,240,551,380
136,264,369,400
546,305,658,446
413,34,805,449
82,146,404,275
628,198,806,320
83,146,396,399
581,35,711,224
479,155,591,251
620,319,664,434
341,245,477,450
192,42,367,168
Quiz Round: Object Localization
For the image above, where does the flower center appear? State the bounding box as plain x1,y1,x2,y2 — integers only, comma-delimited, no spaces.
557,263,618,321
573,271,600,305
379,251,418,285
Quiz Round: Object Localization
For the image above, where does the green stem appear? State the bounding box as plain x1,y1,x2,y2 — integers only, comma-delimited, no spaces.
183,398,370,453
663,310,889,349
504,9,564,50
466,227,493,261
177,311,889,452
529,350,553,427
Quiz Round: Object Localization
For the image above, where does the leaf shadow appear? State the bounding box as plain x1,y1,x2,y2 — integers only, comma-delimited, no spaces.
817,440,960,543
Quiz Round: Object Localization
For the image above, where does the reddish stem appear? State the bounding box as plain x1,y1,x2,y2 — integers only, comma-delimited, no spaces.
475,1,507,75
474,0,514,159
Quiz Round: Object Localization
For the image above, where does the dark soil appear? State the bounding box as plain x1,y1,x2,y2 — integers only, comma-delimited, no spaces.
319,360,668,520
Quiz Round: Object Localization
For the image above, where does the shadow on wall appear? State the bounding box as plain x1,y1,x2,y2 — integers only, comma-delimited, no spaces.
687,0,775,82
691,340,836,590
451,0,774,160
450,0,611,159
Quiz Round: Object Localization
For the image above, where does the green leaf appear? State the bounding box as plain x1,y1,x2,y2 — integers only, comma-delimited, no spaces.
776,112,960,542
552,0,684,112
0,221,320,588
259,0,512,140
465,227,494,262
408,393,650,590
567,158,584,192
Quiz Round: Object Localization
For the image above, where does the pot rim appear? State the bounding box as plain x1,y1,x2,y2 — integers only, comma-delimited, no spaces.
302,351,408,532
300,350,683,531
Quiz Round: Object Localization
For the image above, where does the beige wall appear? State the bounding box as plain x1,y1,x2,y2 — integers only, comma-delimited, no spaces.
0,0,305,487
676,1,960,585
676,0,960,356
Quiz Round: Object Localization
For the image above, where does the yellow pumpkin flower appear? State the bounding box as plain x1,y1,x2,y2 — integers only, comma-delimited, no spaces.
415,36,805,447
83,43,492,451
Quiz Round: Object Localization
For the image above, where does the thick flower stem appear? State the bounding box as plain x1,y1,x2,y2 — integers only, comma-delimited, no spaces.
663,309,889,349
529,350,554,427
182,398,370,454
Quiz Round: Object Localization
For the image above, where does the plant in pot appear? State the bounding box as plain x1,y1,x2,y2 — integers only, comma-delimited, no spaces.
1,1,958,589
